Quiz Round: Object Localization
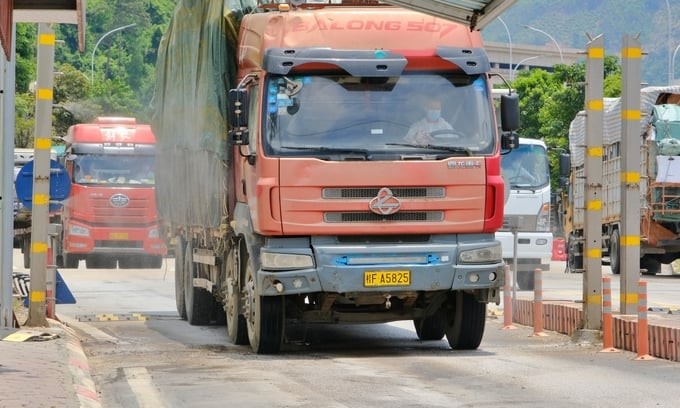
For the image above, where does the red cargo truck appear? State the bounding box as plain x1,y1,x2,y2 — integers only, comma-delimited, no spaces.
56,117,167,269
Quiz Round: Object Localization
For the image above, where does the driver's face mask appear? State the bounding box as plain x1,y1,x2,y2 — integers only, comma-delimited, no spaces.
426,109,441,122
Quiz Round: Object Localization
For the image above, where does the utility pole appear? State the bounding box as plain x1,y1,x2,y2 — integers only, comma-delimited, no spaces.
25,23,56,327
619,34,642,315
582,34,604,332
0,25,15,329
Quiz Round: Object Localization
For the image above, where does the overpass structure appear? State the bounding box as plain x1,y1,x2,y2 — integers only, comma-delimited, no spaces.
485,41,584,82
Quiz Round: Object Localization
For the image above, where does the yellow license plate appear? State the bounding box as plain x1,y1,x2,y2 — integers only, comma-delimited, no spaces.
109,232,129,240
364,270,411,287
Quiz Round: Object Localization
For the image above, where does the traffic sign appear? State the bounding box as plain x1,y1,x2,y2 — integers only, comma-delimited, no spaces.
15,159,71,212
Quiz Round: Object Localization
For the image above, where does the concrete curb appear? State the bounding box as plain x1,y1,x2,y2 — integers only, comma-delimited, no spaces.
54,320,102,408
510,299,680,361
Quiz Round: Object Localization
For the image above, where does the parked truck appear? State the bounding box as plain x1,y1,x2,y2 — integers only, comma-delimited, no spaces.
561,85,680,275
151,0,519,354
53,117,166,269
498,137,552,290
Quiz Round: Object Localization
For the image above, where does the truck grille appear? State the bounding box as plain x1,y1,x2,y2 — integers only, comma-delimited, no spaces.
91,196,152,223
95,240,143,249
324,211,444,223
323,187,444,199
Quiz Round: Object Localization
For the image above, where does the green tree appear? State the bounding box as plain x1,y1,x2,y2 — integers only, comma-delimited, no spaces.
511,56,622,188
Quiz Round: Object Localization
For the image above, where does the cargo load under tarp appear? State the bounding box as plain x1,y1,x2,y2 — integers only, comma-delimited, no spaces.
150,0,256,227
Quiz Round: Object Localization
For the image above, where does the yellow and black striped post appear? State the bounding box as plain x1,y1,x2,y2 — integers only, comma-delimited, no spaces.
583,35,604,330
619,34,642,315
25,24,56,327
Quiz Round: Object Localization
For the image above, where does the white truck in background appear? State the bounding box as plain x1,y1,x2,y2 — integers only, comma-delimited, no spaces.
497,137,553,290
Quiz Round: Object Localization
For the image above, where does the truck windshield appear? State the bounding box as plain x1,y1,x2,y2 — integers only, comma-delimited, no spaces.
501,143,550,189
73,154,155,186
262,73,495,158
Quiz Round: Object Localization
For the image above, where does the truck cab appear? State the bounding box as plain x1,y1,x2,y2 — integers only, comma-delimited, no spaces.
58,117,166,269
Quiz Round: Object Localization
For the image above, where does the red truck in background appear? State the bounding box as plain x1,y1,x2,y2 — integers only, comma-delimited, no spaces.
54,117,166,269
152,0,519,354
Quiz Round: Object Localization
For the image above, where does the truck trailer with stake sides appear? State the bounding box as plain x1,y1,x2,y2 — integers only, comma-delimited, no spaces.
151,0,519,354
561,85,680,275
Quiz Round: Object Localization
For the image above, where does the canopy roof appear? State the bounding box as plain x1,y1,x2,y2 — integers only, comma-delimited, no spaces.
381,0,516,31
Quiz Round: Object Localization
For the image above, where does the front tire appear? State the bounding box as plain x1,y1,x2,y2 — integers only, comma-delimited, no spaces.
184,240,212,325
445,291,486,350
63,254,79,269
244,253,284,354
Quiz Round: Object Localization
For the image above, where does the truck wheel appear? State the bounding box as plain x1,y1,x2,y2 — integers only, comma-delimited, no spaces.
413,308,447,341
86,255,116,269
244,257,284,354
567,235,583,273
609,229,621,275
225,241,248,345
175,237,187,320
516,271,535,291
64,254,79,269
445,291,486,350
640,256,661,275
22,237,30,269
142,255,163,269
184,240,212,325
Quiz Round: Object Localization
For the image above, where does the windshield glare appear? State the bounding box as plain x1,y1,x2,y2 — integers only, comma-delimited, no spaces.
73,154,155,185
501,143,550,188
263,73,495,157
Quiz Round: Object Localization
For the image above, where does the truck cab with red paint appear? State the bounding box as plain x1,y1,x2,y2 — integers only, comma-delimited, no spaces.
58,117,166,269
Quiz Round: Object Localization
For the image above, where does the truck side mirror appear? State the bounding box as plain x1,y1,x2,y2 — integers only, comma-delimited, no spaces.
500,92,520,132
559,153,570,177
559,153,570,188
228,88,249,145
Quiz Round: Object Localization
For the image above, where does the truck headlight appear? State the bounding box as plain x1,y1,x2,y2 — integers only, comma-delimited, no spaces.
536,202,551,232
459,244,502,264
261,252,314,270
148,228,160,238
69,225,90,237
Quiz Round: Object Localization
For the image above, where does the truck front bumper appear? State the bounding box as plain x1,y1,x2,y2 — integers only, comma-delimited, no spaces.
255,234,504,296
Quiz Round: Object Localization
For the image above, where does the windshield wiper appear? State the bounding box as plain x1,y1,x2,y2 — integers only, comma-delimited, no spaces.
280,145,372,159
386,143,472,156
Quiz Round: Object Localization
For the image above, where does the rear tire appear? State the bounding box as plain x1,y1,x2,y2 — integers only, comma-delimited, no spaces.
516,271,535,291
640,256,661,275
244,253,284,354
445,291,486,350
414,308,447,341
567,234,583,273
226,240,248,345
22,237,30,269
175,237,187,320
610,229,621,275
184,240,212,325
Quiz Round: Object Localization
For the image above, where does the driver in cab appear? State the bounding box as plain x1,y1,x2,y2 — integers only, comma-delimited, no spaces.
404,96,453,144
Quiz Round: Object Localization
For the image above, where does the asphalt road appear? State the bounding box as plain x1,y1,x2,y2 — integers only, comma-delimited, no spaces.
17,255,679,407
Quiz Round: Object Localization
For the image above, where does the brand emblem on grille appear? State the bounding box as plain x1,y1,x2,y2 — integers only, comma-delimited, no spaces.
369,187,400,215
110,194,130,207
